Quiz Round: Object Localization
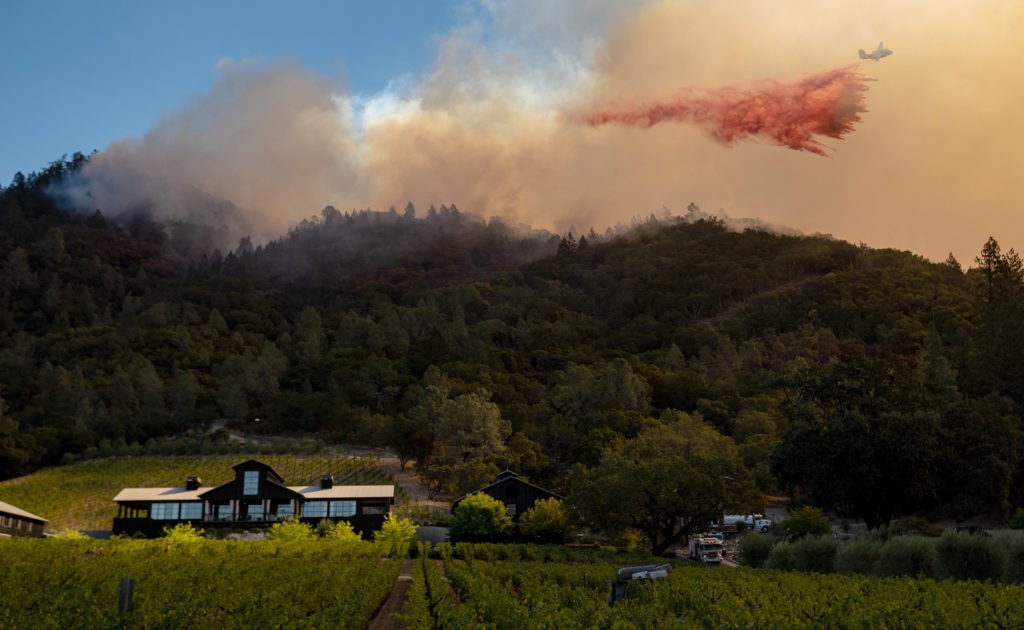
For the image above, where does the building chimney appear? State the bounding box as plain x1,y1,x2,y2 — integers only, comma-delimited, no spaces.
186,476,202,491
320,475,334,489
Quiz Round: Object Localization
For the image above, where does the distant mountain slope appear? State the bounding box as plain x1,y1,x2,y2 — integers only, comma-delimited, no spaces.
3,155,1023,525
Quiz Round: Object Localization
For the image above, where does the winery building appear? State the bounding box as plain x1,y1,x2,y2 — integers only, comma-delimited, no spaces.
113,459,394,538
451,470,563,521
0,499,48,538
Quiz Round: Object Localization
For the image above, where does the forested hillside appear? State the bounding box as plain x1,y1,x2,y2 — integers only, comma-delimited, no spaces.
2,155,1023,528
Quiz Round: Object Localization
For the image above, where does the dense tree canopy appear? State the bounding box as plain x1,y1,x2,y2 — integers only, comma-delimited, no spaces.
571,412,759,554
3,155,1024,529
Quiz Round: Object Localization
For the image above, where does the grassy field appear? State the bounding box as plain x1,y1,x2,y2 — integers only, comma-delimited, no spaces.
0,454,395,531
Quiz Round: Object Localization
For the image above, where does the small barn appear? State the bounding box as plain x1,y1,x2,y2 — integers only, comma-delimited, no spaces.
0,499,48,538
113,459,394,537
451,470,563,521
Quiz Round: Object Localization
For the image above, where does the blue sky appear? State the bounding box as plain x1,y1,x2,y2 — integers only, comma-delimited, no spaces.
0,1,462,184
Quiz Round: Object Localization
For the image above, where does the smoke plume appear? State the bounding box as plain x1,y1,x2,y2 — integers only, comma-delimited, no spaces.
581,67,871,156
48,0,1024,263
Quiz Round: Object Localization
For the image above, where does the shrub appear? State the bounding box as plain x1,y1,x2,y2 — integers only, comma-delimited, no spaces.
1001,535,1024,583
266,517,315,543
877,536,936,578
519,498,570,543
51,529,89,541
835,539,883,575
319,519,362,543
610,528,647,552
781,506,831,541
791,535,838,573
449,493,512,540
1009,508,1024,530
162,522,206,542
738,532,776,568
765,541,797,571
373,515,418,558
934,530,1005,582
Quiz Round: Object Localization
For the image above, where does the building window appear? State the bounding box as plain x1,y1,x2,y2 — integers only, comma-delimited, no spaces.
304,501,328,518
245,503,262,520
180,502,202,520
276,503,293,519
242,470,259,495
216,504,232,520
330,500,356,518
362,504,387,515
151,503,179,520
506,503,517,516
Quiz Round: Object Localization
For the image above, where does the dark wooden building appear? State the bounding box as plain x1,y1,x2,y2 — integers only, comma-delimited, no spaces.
0,499,48,538
451,470,563,521
113,459,394,538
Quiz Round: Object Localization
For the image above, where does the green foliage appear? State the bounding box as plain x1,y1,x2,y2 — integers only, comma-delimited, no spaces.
765,541,797,571
266,517,315,543
161,522,205,542
0,537,398,627
1002,535,1024,583
5,174,1024,530
835,539,883,575
13,534,1024,629
934,530,1005,582
395,553,474,629
738,532,776,568
570,412,758,555
519,497,570,543
317,519,362,543
1009,508,1024,529
443,554,1024,627
877,536,936,578
373,514,418,558
789,535,839,573
450,492,512,540
50,529,89,540
435,541,453,561
780,506,832,541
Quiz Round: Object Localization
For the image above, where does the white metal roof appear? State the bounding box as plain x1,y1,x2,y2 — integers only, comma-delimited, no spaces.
289,485,395,500
112,485,394,503
113,487,209,502
0,499,48,523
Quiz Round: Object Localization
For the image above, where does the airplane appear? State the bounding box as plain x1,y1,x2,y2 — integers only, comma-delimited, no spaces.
858,42,892,61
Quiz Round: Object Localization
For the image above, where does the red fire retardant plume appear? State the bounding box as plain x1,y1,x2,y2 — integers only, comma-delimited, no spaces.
583,66,872,155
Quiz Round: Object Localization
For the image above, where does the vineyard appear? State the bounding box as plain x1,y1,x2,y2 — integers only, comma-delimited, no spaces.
400,545,1024,629
0,454,396,531
2,537,1023,628
0,537,400,628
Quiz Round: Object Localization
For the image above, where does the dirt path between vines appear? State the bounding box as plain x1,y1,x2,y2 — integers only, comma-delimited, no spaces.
368,558,414,630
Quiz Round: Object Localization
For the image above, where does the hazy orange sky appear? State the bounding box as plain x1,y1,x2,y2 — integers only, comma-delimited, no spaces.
66,0,1024,264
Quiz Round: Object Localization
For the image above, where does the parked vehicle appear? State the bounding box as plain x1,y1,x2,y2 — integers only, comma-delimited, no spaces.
713,514,773,533
686,536,724,563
